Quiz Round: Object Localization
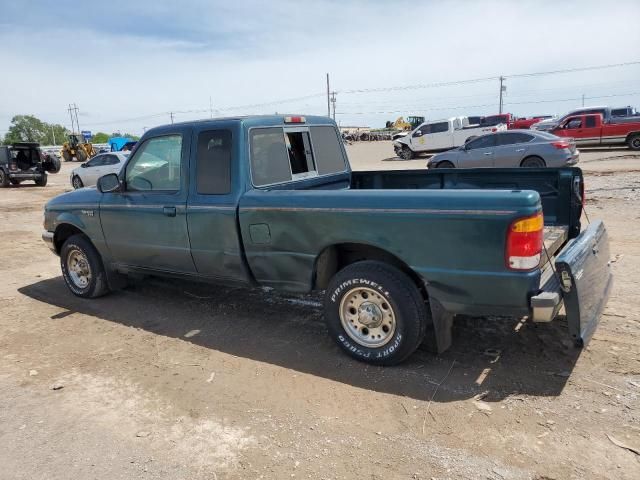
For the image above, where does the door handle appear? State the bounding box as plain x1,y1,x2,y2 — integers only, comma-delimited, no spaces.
515,148,525,152
483,152,492,155
163,206,177,217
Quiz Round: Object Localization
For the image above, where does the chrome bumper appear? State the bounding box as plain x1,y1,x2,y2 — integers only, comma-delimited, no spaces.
42,231,56,253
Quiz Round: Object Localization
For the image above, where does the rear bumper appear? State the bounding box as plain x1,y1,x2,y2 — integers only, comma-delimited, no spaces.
42,230,56,253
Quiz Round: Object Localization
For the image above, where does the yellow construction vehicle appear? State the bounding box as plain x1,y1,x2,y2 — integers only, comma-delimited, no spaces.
61,133,97,162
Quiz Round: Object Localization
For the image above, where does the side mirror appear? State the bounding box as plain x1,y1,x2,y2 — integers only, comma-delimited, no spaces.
97,173,121,193
80,163,87,168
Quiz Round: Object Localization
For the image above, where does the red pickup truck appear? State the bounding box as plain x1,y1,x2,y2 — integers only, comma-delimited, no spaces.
551,113,640,150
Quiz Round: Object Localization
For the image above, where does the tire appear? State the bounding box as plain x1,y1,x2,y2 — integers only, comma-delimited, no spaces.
324,260,427,366
75,149,87,162
399,146,415,160
35,174,47,187
9,179,22,185
60,234,109,298
628,133,640,151
45,155,61,173
72,175,84,189
521,156,546,168
0,170,9,187
62,150,72,162
436,160,455,168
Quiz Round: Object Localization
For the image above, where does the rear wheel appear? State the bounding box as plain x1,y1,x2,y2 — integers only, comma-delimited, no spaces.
35,174,47,187
62,150,72,162
399,146,415,160
9,179,22,185
521,156,546,168
436,160,455,168
628,133,640,151
72,175,84,189
60,234,109,298
75,149,87,162
324,261,427,365
0,170,9,187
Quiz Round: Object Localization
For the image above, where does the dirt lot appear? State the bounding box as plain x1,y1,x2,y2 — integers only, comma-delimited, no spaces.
1,145,639,479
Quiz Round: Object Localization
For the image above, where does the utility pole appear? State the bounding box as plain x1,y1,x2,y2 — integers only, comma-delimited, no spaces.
170,112,174,124
326,73,331,117
498,76,506,114
68,103,81,133
51,125,56,145
582,93,585,107
209,96,214,118
330,91,337,121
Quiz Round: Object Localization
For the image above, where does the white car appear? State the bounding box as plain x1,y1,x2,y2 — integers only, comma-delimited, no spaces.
393,116,507,159
70,152,129,189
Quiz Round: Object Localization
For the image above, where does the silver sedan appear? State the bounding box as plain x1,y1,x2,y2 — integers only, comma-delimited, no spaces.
427,130,579,169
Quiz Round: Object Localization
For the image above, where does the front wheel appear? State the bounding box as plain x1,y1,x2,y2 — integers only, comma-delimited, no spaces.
399,146,415,160
35,174,47,186
324,261,427,365
435,160,454,168
628,133,640,151
72,175,84,189
60,234,110,298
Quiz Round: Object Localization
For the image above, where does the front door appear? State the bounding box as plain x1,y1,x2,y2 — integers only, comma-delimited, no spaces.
99,130,196,273
461,134,496,167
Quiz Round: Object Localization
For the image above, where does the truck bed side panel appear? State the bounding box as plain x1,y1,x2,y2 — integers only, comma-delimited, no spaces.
238,188,542,316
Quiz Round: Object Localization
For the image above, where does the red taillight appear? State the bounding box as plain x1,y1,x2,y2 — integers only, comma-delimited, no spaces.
285,116,306,124
551,141,570,150
506,212,543,270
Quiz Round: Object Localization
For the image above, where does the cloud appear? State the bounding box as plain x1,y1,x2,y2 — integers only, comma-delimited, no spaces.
1,0,639,134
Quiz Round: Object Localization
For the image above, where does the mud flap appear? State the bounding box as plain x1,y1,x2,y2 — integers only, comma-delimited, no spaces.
555,220,613,347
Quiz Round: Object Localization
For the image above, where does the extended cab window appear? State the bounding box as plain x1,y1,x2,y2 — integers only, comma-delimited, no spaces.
196,130,231,194
585,116,597,128
125,134,182,192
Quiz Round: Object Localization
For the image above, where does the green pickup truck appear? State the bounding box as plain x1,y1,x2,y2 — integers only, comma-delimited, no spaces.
42,115,612,365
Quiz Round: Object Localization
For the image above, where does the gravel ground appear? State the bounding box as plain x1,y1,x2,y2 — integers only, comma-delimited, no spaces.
0,145,639,479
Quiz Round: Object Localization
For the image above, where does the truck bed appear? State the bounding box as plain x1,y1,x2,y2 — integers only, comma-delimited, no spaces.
351,167,583,239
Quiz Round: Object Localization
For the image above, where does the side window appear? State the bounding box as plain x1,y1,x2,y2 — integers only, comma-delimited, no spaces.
250,128,290,186
309,126,346,175
196,129,232,195
104,155,120,165
125,135,182,192
467,135,495,150
85,155,103,167
430,122,449,134
585,116,596,128
498,133,533,146
566,118,582,129
413,124,430,137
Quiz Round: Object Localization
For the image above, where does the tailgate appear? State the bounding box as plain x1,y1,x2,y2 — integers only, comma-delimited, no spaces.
555,220,613,346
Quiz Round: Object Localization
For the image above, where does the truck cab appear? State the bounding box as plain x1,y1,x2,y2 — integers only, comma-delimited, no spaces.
552,113,640,150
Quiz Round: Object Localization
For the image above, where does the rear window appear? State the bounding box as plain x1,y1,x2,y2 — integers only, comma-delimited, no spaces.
250,125,346,187
310,126,346,175
196,129,232,194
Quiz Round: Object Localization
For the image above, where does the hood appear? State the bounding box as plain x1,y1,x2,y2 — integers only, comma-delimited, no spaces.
46,186,101,210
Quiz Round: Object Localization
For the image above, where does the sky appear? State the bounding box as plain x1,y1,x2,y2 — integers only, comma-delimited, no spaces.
1,0,640,137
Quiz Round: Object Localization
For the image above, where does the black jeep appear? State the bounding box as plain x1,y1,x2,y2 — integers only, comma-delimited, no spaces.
0,142,61,187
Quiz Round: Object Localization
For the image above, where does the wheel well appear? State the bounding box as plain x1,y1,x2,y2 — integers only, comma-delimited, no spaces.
520,155,546,167
625,131,640,141
313,243,426,297
53,224,85,253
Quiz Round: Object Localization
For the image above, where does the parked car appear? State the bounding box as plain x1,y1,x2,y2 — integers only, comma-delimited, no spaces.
70,152,129,189
531,106,638,131
393,116,507,159
43,115,612,366
0,142,60,187
481,113,514,127
427,130,579,169
510,115,553,130
550,113,640,150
